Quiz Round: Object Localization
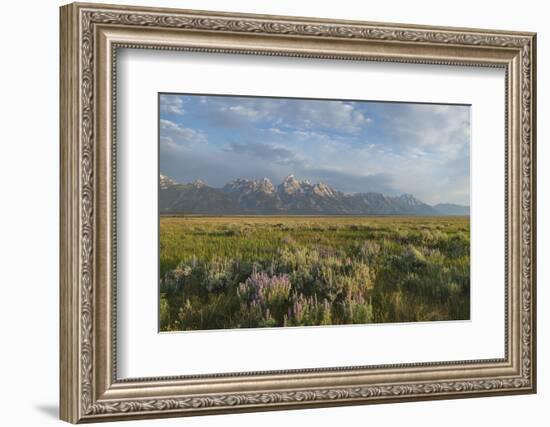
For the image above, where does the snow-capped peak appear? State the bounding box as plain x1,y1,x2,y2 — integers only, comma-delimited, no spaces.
192,179,207,188
159,173,177,189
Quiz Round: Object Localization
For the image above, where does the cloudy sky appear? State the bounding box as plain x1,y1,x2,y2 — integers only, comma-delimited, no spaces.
159,93,470,205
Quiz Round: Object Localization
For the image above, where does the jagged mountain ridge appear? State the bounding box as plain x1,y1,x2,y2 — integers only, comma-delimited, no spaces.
159,173,469,216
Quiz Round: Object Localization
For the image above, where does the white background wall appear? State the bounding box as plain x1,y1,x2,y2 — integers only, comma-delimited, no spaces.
0,0,545,425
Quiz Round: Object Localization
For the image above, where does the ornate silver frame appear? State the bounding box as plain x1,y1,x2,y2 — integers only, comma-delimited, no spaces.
60,2,536,423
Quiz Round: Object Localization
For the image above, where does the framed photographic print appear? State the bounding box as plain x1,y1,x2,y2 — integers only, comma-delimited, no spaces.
60,2,537,423
157,94,472,332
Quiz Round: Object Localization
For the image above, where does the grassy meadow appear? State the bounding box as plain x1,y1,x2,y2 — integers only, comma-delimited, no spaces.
159,216,470,331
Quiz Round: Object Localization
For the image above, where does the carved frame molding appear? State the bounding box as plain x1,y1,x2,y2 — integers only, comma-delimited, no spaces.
60,2,536,423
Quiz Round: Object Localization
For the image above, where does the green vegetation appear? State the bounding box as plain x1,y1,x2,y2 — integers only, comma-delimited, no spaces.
159,216,470,331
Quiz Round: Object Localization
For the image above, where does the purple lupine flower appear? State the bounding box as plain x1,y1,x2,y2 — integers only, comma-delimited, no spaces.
238,271,291,308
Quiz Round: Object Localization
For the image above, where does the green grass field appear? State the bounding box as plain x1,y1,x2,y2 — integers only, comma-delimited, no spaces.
159,216,470,331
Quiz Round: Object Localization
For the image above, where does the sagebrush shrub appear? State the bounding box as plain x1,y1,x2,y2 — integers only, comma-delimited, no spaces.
159,216,470,330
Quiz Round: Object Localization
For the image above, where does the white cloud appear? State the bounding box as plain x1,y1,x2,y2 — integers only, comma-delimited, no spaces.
297,101,372,133
160,95,185,115
267,127,288,135
262,100,372,133
160,119,206,148
387,104,470,154
226,105,262,119
201,97,373,134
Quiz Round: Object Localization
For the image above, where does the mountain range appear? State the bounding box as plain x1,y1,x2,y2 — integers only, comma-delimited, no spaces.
159,174,469,216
